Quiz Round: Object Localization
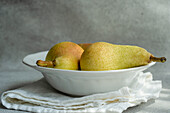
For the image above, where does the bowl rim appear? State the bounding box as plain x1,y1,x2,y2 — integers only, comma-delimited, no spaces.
23,51,156,73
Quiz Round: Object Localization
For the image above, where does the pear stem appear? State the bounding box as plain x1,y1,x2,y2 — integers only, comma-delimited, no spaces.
36,60,54,67
150,56,166,63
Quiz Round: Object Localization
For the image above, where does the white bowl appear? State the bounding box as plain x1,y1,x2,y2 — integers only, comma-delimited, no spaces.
23,51,156,96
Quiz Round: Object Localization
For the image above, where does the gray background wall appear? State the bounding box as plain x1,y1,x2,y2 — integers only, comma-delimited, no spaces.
0,0,170,86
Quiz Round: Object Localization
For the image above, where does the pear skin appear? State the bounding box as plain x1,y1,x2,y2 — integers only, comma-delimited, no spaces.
46,42,84,61
53,55,79,70
37,42,84,70
78,43,92,50
80,42,166,71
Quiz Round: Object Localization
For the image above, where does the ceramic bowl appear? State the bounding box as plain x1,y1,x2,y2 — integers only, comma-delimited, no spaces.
23,51,156,96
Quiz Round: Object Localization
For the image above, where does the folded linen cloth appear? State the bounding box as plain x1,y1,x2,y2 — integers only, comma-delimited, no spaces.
1,72,161,113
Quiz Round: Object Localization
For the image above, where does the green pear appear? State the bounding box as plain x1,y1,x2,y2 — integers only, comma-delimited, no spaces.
80,42,166,71
53,55,79,70
37,42,84,70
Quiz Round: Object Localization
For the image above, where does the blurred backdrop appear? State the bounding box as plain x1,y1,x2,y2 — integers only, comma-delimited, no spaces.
0,0,169,87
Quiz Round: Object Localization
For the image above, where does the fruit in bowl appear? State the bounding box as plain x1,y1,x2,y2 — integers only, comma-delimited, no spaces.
80,42,166,71
37,42,84,70
36,41,166,71
23,41,166,95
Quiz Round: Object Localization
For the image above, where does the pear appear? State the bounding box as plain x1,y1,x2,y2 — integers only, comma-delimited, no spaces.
36,42,84,70
78,43,92,50
80,42,166,71
37,55,79,70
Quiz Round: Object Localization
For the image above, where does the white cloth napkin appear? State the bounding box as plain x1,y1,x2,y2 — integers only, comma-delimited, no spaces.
1,72,162,113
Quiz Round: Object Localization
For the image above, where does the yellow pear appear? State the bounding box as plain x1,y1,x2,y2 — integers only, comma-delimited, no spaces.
80,42,166,71
37,42,84,70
